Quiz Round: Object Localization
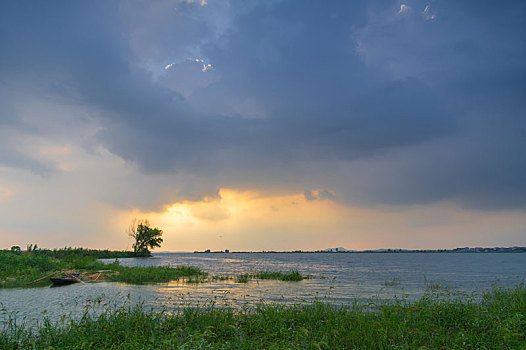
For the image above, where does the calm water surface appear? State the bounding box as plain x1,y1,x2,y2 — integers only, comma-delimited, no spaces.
1,252,525,327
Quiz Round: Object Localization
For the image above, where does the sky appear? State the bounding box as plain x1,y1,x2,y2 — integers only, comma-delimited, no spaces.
1,0,525,251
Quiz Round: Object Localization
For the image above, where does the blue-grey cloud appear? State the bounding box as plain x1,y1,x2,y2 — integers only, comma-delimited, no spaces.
304,189,336,201
1,0,525,210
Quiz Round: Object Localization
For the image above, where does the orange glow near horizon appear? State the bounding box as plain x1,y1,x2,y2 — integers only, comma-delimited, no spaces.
102,188,526,252
116,188,360,251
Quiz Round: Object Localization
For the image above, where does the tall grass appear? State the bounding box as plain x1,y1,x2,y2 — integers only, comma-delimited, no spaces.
0,251,63,287
110,265,207,284
1,284,524,349
236,270,305,283
256,270,305,281
30,247,149,259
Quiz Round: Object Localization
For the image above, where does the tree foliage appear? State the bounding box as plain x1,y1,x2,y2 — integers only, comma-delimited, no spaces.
26,244,38,252
127,219,163,255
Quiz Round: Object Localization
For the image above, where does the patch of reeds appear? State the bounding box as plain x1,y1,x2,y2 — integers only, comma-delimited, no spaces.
235,270,306,283
109,265,207,284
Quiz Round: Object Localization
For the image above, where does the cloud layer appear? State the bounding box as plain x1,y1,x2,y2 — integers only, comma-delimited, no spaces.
1,0,526,216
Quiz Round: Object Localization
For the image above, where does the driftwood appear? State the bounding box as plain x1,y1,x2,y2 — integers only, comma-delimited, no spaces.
25,270,65,285
70,274,85,284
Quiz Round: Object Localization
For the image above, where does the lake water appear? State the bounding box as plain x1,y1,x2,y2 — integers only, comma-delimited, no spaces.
1,252,525,328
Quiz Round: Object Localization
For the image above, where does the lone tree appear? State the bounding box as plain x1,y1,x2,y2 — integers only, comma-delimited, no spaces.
127,219,163,256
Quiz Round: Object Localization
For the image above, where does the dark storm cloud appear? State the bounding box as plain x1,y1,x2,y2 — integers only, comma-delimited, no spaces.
1,0,525,210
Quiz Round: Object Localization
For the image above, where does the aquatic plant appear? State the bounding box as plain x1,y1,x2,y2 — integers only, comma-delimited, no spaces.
235,270,306,283
110,265,207,284
236,274,250,283
256,270,305,281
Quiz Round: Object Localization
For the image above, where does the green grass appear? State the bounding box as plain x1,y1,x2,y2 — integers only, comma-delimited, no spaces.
256,270,305,281
110,265,207,284
1,284,524,349
0,251,63,287
29,247,150,259
236,270,306,283
236,274,250,283
0,250,205,288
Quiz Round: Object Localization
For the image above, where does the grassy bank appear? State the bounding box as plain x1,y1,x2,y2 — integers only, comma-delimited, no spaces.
0,250,63,288
0,250,206,288
1,285,525,349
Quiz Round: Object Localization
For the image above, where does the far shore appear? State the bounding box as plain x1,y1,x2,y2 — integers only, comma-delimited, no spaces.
190,246,526,254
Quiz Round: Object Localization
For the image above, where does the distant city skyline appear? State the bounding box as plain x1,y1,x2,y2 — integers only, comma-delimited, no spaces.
1,1,526,251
